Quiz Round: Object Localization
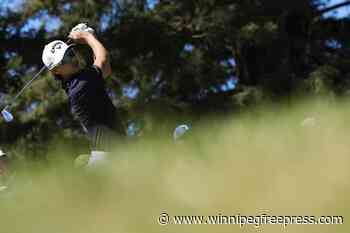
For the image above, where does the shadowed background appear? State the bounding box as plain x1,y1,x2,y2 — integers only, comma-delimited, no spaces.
0,0,350,154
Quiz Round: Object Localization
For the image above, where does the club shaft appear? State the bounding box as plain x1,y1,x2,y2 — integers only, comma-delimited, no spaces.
11,65,47,105
3,38,72,112
12,38,72,103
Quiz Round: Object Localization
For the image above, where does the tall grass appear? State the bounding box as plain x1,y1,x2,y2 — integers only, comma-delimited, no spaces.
0,98,349,233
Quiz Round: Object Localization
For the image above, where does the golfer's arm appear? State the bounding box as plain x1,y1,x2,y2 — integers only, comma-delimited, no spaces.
85,34,112,78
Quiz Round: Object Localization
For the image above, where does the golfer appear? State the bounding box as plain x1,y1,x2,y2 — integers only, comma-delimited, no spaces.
41,24,125,165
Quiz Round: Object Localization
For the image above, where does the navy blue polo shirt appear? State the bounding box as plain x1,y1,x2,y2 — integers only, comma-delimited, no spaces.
61,65,121,134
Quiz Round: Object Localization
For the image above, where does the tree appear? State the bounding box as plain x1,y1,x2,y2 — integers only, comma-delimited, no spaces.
1,0,350,153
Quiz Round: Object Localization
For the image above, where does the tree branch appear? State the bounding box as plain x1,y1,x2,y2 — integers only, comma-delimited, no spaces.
318,0,350,16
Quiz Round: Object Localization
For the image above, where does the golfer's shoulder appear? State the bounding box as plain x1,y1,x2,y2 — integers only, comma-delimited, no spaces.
73,66,103,84
84,65,103,80
74,66,104,91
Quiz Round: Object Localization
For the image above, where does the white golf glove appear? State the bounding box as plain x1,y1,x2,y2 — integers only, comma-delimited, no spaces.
71,23,95,35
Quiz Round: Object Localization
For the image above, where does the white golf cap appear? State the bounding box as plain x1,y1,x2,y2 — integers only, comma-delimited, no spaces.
42,40,74,70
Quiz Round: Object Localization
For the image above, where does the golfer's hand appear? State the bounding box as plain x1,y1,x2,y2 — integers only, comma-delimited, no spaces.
68,31,92,44
71,23,94,34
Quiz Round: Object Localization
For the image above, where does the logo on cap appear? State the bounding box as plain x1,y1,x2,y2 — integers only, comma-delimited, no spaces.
51,42,63,53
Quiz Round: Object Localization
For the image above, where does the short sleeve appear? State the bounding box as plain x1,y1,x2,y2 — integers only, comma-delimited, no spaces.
91,65,103,79
85,65,105,87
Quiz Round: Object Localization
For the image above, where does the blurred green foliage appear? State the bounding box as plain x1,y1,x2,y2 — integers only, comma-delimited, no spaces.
0,99,350,233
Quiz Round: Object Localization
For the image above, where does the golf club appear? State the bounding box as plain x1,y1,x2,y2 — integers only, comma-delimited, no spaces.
1,65,47,122
0,39,74,123
1,23,94,123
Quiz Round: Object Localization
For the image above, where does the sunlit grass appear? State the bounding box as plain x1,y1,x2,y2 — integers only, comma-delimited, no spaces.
0,98,349,233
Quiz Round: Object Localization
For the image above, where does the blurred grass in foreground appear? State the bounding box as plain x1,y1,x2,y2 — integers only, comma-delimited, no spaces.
1,98,350,233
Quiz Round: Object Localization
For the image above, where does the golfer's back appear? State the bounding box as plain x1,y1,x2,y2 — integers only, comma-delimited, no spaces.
62,65,124,136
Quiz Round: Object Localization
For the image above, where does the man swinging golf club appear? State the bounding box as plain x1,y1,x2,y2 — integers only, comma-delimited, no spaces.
42,24,125,166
